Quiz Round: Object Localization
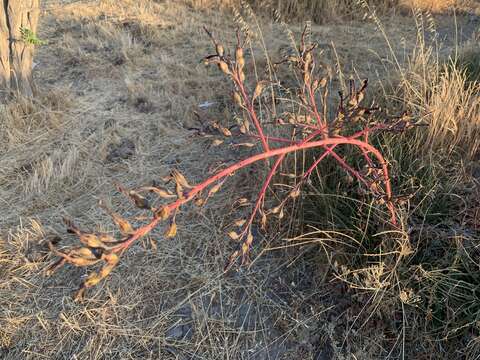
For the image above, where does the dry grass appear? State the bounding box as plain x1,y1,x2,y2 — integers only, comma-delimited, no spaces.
188,0,480,22
1,0,480,359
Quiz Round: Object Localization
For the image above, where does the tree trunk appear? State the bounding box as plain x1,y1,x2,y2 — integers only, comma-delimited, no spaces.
0,0,40,100
0,1,11,100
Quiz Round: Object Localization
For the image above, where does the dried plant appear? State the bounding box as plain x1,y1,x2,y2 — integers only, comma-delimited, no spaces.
46,26,419,301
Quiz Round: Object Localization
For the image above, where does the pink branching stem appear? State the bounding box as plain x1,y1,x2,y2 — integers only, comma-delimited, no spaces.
245,154,285,229
114,137,397,253
306,81,329,136
243,127,388,232
233,73,270,151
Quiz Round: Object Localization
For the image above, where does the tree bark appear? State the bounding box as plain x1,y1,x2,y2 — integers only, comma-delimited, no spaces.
0,0,11,100
0,0,40,100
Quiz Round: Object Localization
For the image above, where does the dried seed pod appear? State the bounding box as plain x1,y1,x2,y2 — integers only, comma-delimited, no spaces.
63,218,116,249
75,252,120,301
171,170,192,189
216,44,225,57
236,198,249,205
290,188,301,198
228,231,240,240
99,203,135,235
278,208,285,219
194,197,205,207
234,219,246,227
155,206,170,220
129,190,151,210
202,54,221,65
357,91,364,104
271,205,282,214
165,221,177,238
234,142,255,148
319,77,328,88
240,118,250,134
252,81,268,102
220,127,232,137
261,212,267,230
218,61,231,75
233,92,244,107
239,71,246,83
116,184,151,210
241,242,249,256
239,123,247,134
236,47,245,70
139,186,176,199
208,181,223,196
212,139,224,146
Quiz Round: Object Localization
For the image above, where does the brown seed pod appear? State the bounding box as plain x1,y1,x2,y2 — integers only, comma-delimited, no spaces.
220,127,232,137
290,188,301,198
271,205,282,214
236,47,245,71
165,221,177,238
234,219,246,227
208,181,223,196
228,231,240,240
171,170,192,189
212,139,224,146
139,186,176,199
128,190,151,210
194,197,205,207
99,202,135,235
219,61,231,75
234,142,255,148
233,92,244,107
155,206,170,220
252,81,269,102
216,44,225,57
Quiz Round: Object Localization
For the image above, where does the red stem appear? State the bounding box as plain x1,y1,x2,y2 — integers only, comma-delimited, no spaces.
233,73,270,151
114,137,396,253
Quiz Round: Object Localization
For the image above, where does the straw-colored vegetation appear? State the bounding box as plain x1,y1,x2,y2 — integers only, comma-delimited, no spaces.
1,0,480,359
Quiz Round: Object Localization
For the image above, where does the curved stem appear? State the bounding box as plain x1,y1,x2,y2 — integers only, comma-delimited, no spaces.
114,137,396,253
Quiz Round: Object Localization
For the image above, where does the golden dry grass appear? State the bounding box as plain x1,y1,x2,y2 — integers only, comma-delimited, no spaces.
1,0,480,359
